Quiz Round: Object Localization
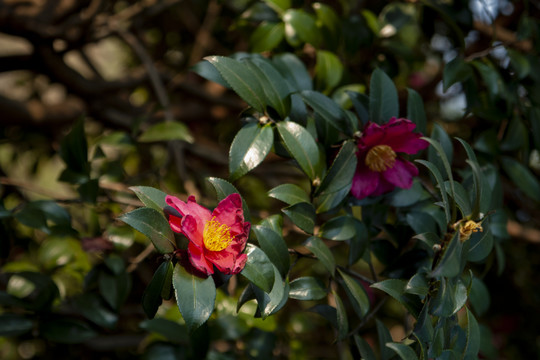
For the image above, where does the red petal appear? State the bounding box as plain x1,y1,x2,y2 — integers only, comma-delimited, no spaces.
188,242,214,275
212,193,245,235
205,249,236,274
383,158,418,189
168,214,183,233
181,215,203,247
231,253,248,275
381,118,429,154
351,164,380,200
166,195,212,224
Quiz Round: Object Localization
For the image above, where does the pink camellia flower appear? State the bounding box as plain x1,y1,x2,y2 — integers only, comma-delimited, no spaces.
351,117,429,200
165,193,250,276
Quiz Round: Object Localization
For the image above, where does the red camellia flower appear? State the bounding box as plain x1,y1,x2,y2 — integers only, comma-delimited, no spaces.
351,117,429,200
165,193,250,276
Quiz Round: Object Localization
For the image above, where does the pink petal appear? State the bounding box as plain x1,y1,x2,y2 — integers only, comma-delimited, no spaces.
383,158,418,189
181,215,203,247
371,178,397,197
351,165,381,200
166,195,212,224
381,118,429,154
358,122,385,150
188,241,214,275
205,249,237,274
232,253,247,275
168,214,183,233
212,193,245,235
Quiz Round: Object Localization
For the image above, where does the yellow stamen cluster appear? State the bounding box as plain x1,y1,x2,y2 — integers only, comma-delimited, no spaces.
365,145,397,172
459,220,483,241
203,217,233,251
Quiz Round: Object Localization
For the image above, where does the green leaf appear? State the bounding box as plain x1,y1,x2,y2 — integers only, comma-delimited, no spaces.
315,186,350,213
14,205,49,233
40,319,96,344
245,57,292,118
258,214,283,234
389,180,424,207
369,68,399,124
277,121,322,180
319,215,356,241
250,22,285,53
469,277,490,316
205,56,266,112
252,225,290,278
337,268,370,318
300,90,350,135
354,335,377,360
282,202,316,234
303,236,336,276
288,277,327,300
99,270,131,311
138,121,194,143
206,177,251,223
315,50,343,94
500,118,528,152
376,319,394,360
386,342,419,360
253,266,287,319
431,232,462,279
416,160,451,224
59,119,89,176
467,229,493,262
119,207,175,254
316,140,357,195
241,244,275,293
140,318,188,344
73,293,118,329
429,277,467,317
405,273,429,297
268,183,310,205
191,59,229,88
407,88,427,135
229,123,273,181
445,181,472,217
464,308,480,359
507,49,530,79
371,279,420,316
263,0,291,14
283,9,320,47
272,53,312,91
500,156,540,202
443,57,473,91
172,263,216,333
130,186,168,213
0,314,34,337
142,261,174,319
333,291,348,341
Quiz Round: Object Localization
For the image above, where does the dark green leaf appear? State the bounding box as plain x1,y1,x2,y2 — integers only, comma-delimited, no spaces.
282,9,320,47
354,335,377,360
407,88,427,135
41,318,96,344
467,229,493,262
205,56,266,112
371,279,421,316
500,118,528,151
138,121,194,143
140,318,189,344
241,244,275,293
333,291,348,341
78,178,99,204
416,159,451,224
191,59,229,88
119,207,175,254
469,277,490,316
304,236,336,276
319,215,356,241
253,266,287,319
282,202,316,234
59,119,89,176
389,180,424,207
268,183,309,205
413,232,440,254
0,314,34,337
250,22,285,53
288,277,327,300
376,319,394,360
258,214,283,234
14,206,49,233
315,50,343,94
142,261,174,319
252,225,290,277
300,90,350,135
386,342,419,360
464,308,480,359
99,270,131,311
307,304,337,330
272,53,312,91
405,273,429,297
507,49,530,79
530,107,540,150
431,232,462,279
229,123,273,181
315,187,350,214
500,156,540,202
172,263,216,333
427,125,454,180
277,121,322,180
445,181,472,217
73,293,118,329
443,57,473,91
348,220,369,266
337,268,370,318
317,140,357,195
369,68,399,124
130,186,168,213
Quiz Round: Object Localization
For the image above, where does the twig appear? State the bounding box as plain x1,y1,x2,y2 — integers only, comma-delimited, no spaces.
127,243,155,273
188,0,222,66
347,297,388,337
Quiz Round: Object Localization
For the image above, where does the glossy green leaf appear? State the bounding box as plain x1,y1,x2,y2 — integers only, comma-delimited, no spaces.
74,293,118,329
443,57,473,91
467,229,493,262
464,308,480,359
258,214,283,234
119,207,175,254
316,140,357,195
337,268,370,318
99,270,131,311
405,273,429,297
252,225,290,277
172,263,216,333
431,232,462,279
130,186,168,213
407,88,427,135
313,2,340,39
389,180,424,207
354,334,377,360
191,59,229,88
500,156,540,202
229,123,273,181
41,318,96,344
282,202,316,234
205,56,266,112
427,125,454,179
348,220,369,266
300,90,350,135
315,186,350,213
272,53,312,91
138,121,194,143
333,291,348,341
445,181,472,217
371,279,420,316
142,261,174,319
416,160,451,224
253,266,287,319
315,50,343,94
304,236,336,276
250,22,285,53
376,319,394,360
14,205,49,233
283,9,320,47
386,342,419,360
0,314,34,337
413,232,440,254
241,244,275,293
369,68,399,124
263,0,290,13
288,277,327,300
245,57,291,118
469,277,490,316
277,121,322,180
268,183,309,205
206,177,251,223
319,215,356,241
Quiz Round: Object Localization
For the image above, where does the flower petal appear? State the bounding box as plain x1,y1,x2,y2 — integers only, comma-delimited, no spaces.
205,249,236,274
166,195,212,226
168,214,183,233
212,193,245,235
381,118,429,154
383,158,418,189
371,177,396,197
351,164,381,200
232,253,248,275
358,122,385,150
188,242,214,275
181,215,203,247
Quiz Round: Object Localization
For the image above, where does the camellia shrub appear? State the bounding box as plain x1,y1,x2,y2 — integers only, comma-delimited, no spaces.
1,1,539,359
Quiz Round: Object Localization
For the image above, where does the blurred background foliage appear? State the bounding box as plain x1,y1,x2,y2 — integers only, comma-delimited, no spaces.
0,0,539,358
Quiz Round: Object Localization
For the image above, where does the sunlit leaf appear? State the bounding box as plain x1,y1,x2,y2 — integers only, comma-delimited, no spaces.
130,186,168,213
229,123,273,181
138,121,194,143
252,225,290,277
288,277,327,300
282,202,316,234
241,244,275,293
304,236,336,276
119,207,175,254
268,183,310,205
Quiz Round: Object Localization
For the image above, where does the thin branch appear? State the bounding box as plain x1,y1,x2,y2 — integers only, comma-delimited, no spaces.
347,297,388,337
